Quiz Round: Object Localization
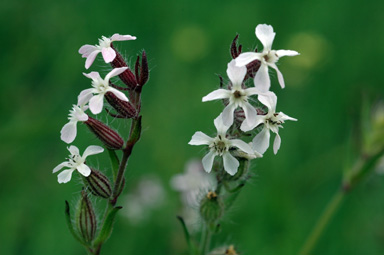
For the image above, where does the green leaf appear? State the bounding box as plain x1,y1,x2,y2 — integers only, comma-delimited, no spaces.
107,149,120,181
64,201,87,246
93,206,122,247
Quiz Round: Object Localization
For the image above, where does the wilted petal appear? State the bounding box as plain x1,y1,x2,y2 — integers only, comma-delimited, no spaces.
273,133,281,154
108,87,129,102
242,102,257,128
269,63,285,89
276,49,299,57
222,152,239,176
76,163,91,177
258,92,277,112
101,47,116,63
230,139,254,154
253,64,270,92
57,169,75,183
202,150,216,173
189,132,213,146
83,145,104,158
78,89,94,106
221,104,236,127
256,24,275,50
85,50,100,69
202,89,231,102
52,161,71,173
89,95,104,114
105,67,129,81
252,127,270,154
60,122,77,144
227,59,247,85
111,34,137,41
235,52,262,67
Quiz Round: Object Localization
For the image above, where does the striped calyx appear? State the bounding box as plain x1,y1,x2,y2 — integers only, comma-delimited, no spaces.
85,117,124,150
76,190,97,244
83,169,112,199
105,91,137,118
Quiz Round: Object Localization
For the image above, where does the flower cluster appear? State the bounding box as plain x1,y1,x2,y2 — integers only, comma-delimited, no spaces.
189,24,298,176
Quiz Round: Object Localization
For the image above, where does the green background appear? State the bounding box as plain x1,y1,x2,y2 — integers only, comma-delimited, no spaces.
1,0,384,254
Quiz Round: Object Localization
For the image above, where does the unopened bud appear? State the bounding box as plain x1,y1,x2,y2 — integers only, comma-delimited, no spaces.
85,117,124,150
105,91,137,119
200,191,224,224
245,59,261,79
135,51,149,90
110,44,137,89
76,190,97,244
83,169,112,199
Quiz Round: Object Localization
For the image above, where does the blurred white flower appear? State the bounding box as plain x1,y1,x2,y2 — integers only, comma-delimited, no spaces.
189,114,257,175
241,91,297,154
202,60,259,127
52,145,104,183
79,67,129,114
79,34,136,69
235,24,299,92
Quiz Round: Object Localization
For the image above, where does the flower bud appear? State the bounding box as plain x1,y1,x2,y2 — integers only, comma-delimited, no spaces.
85,117,124,150
110,44,137,89
134,51,149,90
105,91,137,119
83,169,112,199
76,190,97,244
200,191,224,224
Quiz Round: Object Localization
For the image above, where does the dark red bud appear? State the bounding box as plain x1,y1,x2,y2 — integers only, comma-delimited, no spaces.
230,34,242,59
83,169,112,199
110,44,137,89
105,91,137,119
76,190,97,244
245,59,261,80
85,117,124,150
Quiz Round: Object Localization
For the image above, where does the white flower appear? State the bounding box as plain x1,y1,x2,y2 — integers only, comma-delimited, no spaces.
189,114,256,175
202,60,260,127
52,145,104,183
60,104,89,144
79,34,136,69
171,159,215,207
79,67,129,114
235,24,299,92
241,92,297,154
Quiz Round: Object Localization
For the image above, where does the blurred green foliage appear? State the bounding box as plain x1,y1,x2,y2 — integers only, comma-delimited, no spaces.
1,0,384,254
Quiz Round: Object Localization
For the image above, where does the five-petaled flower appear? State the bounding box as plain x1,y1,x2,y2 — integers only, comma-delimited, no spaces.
241,92,297,154
235,24,299,92
79,67,129,114
52,145,104,183
202,60,260,127
79,34,136,69
189,114,260,175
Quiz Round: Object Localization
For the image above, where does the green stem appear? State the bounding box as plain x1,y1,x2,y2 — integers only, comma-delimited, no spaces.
299,189,345,255
199,224,212,255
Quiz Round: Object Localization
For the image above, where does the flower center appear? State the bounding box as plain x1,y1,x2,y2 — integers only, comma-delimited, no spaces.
212,135,229,155
263,50,278,64
68,154,83,167
93,80,109,94
266,113,283,126
98,36,111,49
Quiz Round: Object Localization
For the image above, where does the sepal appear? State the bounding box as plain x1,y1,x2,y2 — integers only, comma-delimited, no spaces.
83,169,112,199
85,117,124,150
75,190,97,244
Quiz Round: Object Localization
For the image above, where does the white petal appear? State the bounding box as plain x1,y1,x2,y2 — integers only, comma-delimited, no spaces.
83,71,101,80
221,104,236,127
242,102,257,128
269,63,285,89
227,59,247,85
57,169,75,183
89,95,104,114
235,52,262,67
240,115,265,132
202,150,216,173
83,145,104,158
256,24,275,50
76,163,91,177
276,49,299,57
111,34,137,41
60,122,77,144
258,92,277,112
68,145,80,156
252,127,270,154
79,45,97,56
53,162,71,173
230,139,254,154
85,50,100,69
189,132,213,146
222,152,239,176
108,88,129,102
78,88,94,106
253,64,270,92
244,87,262,96
105,67,128,82
273,133,281,154
101,47,116,63
202,89,231,102
279,112,297,121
